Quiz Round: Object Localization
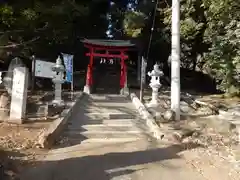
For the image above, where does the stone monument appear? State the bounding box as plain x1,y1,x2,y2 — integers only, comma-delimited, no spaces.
52,56,65,106
3,57,24,94
146,63,163,107
9,67,28,123
3,57,31,94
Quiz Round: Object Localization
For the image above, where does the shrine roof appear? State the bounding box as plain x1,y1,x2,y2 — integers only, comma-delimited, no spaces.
81,39,135,48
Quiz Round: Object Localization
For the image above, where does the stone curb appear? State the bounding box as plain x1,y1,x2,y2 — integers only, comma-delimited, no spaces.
37,92,85,149
130,93,164,140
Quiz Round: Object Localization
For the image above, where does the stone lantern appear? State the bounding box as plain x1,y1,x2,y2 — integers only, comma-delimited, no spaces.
52,56,65,105
147,63,164,107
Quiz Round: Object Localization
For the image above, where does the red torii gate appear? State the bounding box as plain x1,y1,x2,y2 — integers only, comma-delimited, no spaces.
81,39,135,94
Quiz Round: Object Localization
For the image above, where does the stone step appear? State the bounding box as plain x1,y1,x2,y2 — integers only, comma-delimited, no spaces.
67,119,140,129
64,130,145,140
85,113,136,120
59,133,143,146
80,137,141,144
71,124,142,132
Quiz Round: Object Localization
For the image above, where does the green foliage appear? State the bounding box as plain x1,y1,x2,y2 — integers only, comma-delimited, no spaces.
202,0,240,92
124,0,239,93
123,11,146,37
21,9,38,21
0,5,15,26
122,0,155,38
0,0,105,59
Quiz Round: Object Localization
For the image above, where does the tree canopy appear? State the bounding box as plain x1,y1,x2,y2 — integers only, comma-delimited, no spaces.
0,0,108,59
0,0,239,94
123,0,240,94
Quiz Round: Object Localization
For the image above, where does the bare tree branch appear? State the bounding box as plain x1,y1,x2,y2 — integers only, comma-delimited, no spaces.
0,37,40,49
0,23,48,34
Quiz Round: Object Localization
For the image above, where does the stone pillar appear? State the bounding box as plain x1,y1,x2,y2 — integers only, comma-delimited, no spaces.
52,76,63,105
10,67,28,123
150,86,159,106
52,56,65,106
120,59,129,96
137,55,141,84
83,64,91,94
123,68,129,95
84,48,93,94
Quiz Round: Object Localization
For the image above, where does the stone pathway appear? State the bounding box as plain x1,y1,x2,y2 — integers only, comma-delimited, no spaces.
20,94,239,180
59,94,151,146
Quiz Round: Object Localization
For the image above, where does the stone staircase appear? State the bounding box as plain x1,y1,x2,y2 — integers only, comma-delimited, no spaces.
58,94,150,147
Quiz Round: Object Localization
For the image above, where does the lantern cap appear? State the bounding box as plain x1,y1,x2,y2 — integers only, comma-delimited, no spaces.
52,56,65,72
148,63,163,77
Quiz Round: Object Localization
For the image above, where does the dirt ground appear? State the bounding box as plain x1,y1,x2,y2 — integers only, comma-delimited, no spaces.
0,122,47,179
0,90,72,180
140,88,240,175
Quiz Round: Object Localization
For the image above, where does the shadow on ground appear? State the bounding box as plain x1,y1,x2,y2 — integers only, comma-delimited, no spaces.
0,150,26,180
20,142,202,180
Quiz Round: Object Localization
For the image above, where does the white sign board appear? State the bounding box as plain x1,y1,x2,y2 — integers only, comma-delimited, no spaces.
34,59,55,78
